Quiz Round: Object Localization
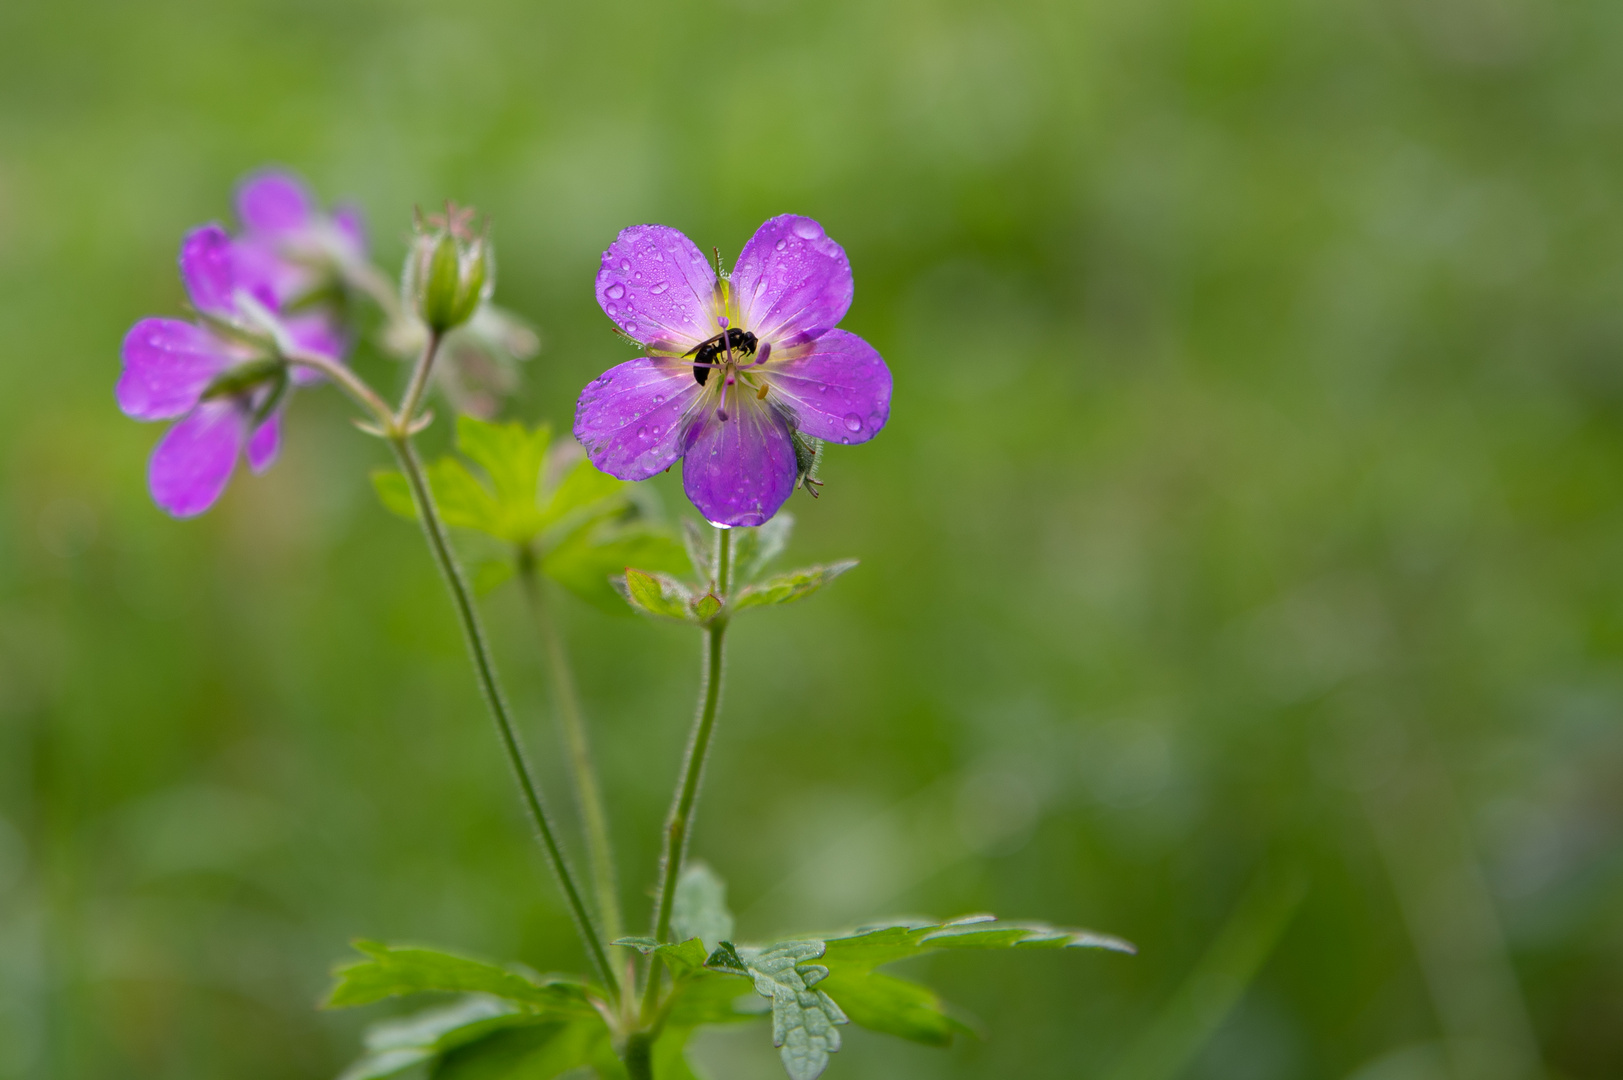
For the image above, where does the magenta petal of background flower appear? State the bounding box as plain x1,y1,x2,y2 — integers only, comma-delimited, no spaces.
179,225,238,316
574,357,702,481
596,224,717,349
247,413,281,473
237,172,313,235
148,401,248,518
733,215,853,344
764,329,891,445
681,403,797,528
117,318,231,420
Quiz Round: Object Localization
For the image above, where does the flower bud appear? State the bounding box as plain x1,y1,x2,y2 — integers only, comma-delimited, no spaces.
404,203,494,334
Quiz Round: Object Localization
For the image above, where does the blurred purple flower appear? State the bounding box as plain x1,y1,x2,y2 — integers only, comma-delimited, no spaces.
574,216,891,527
117,220,345,517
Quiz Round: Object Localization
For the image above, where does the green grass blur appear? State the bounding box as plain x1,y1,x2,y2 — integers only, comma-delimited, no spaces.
2,0,1622,1076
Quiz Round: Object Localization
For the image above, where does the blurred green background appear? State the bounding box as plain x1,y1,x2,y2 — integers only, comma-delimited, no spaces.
2,0,1621,1076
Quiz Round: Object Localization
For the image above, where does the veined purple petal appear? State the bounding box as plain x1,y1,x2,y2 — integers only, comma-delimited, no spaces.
247,413,281,473
286,312,345,361
597,225,718,349
149,401,249,518
574,356,702,481
681,397,797,528
231,236,306,308
237,172,313,235
180,225,238,316
733,215,853,345
117,318,232,420
764,329,891,445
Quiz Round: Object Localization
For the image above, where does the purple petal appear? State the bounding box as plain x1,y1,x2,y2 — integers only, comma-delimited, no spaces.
117,318,232,420
237,172,313,235
597,225,718,349
180,225,237,316
247,413,281,473
332,204,368,258
681,399,797,528
733,215,853,344
574,357,703,481
230,236,305,308
763,329,891,445
148,401,248,518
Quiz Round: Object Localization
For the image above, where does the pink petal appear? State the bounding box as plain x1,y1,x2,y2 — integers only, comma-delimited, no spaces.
148,401,248,518
574,357,703,481
597,224,719,350
247,412,281,473
237,172,313,235
733,215,853,345
681,397,797,528
117,318,232,420
179,225,237,316
230,236,307,309
763,330,891,445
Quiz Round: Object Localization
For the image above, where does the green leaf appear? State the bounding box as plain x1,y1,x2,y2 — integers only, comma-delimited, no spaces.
729,561,858,615
731,514,793,582
433,1017,611,1080
324,941,595,1013
682,518,714,581
665,973,769,1028
338,997,536,1079
544,525,688,614
543,456,624,524
621,567,694,622
813,970,966,1047
732,941,848,1080
455,415,549,511
471,559,514,596
425,458,506,535
818,914,1135,973
694,593,722,622
371,469,417,521
672,862,735,953
611,935,711,976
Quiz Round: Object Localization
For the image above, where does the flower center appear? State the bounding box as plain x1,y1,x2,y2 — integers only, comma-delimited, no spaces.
686,327,757,387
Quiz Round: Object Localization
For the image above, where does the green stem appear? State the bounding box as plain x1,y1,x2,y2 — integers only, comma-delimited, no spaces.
395,327,442,429
517,556,625,942
388,426,618,999
641,527,732,1022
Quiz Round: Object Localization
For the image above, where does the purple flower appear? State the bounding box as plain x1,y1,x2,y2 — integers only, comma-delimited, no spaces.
574,216,891,527
117,223,343,518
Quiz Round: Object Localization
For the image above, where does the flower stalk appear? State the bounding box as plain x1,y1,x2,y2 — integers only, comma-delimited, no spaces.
641,526,732,1023
517,555,625,943
386,334,618,1000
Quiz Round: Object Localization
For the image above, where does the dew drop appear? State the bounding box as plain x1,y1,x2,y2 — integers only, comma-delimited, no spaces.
620,259,631,271
633,272,643,281
623,321,637,333
606,303,618,315
652,394,664,404
775,238,787,251
651,282,668,294
843,413,863,432
637,426,649,440
792,219,822,240
606,283,626,300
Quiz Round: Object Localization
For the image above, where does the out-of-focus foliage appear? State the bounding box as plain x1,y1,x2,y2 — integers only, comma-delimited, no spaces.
1,0,1621,1078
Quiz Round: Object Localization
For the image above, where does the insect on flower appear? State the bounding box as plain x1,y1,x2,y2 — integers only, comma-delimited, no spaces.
573,216,891,527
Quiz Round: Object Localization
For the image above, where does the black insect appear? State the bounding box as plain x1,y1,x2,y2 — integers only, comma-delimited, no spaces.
685,328,758,386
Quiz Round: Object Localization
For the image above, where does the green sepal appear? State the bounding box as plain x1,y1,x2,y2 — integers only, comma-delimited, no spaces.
729,560,858,614
621,567,695,622
324,940,596,1013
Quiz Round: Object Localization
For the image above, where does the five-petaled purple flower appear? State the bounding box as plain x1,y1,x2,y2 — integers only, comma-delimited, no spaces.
116,173,360,517
574,216,891,527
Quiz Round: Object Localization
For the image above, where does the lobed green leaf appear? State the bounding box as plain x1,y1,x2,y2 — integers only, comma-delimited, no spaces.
621,567,695,622
455,415,549,512
818,914,1135,973
324,941,595,1014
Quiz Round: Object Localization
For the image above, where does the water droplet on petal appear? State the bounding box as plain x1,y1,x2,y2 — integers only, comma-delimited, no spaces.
620,259,631,271
606,283,625,300
775,238,787,251
606,303,618,315
651,282,668,294
843,413,863,432
792,219,822,240
652,394,664,404
637,426,649,440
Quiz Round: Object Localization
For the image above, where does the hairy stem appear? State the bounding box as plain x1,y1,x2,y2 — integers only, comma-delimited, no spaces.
385,342,616,998
284,349,394,428
518,557,624,942
395,327,442,429
641,526,732,1022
